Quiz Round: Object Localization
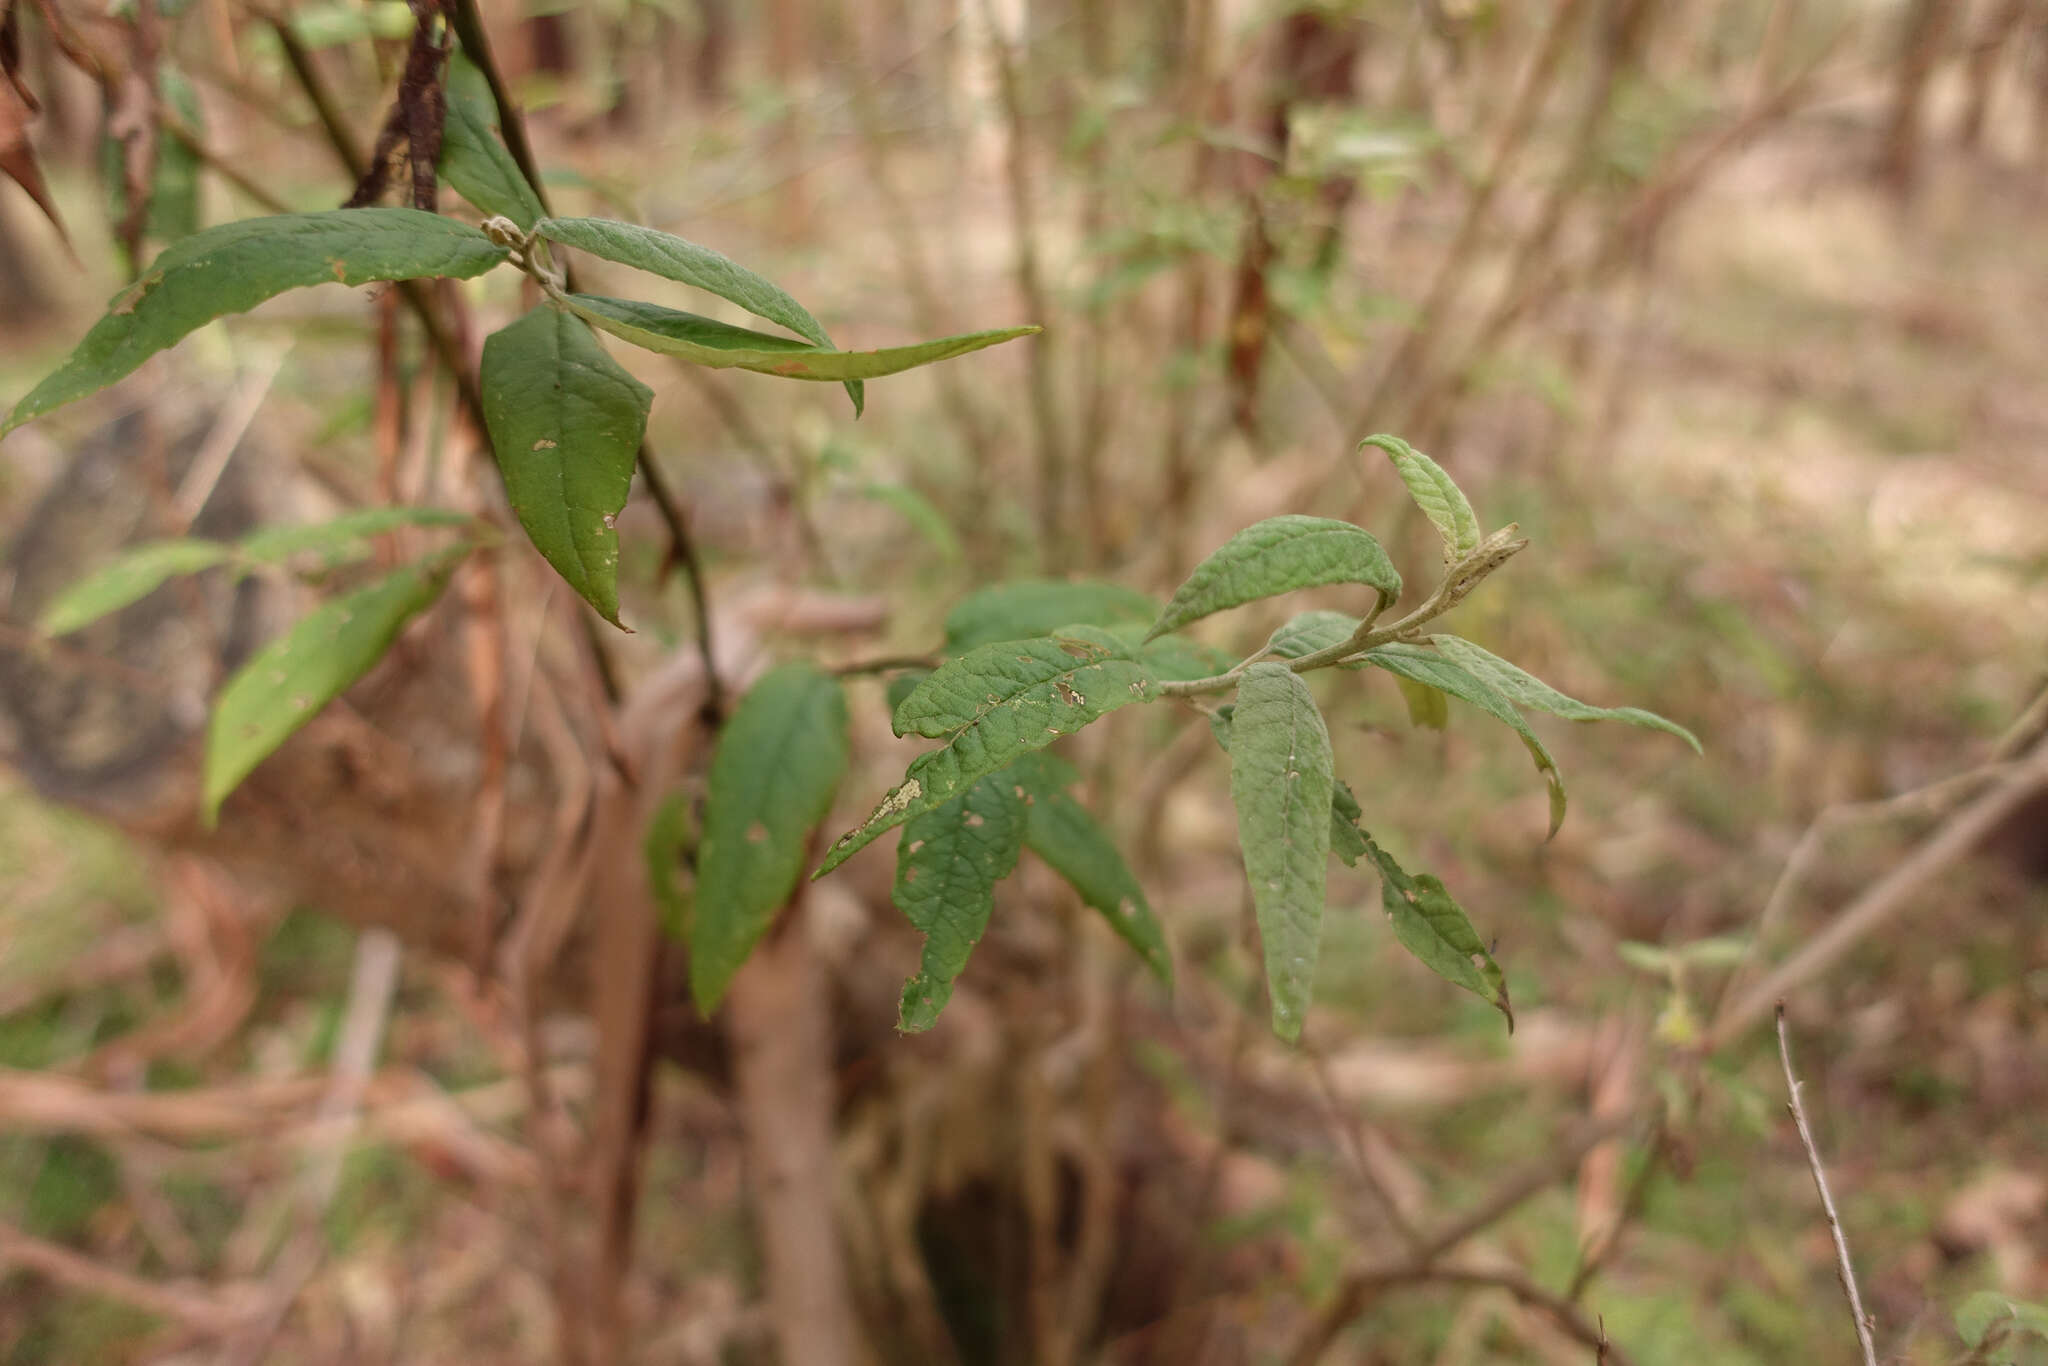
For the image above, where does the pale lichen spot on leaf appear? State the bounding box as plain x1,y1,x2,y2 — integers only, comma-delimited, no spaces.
532,438,558,450
745,821,769,843
964,812,984,828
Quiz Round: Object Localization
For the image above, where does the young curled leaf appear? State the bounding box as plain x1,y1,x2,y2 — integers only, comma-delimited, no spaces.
1147,515,1400,643
1228,662,1334,1041
1363,433,1481,563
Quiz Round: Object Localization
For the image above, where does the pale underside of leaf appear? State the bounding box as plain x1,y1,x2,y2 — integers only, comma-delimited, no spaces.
1428,633,1701,753
1147,515,1401,643
1362,642,1567,837
1228,662,1335,1041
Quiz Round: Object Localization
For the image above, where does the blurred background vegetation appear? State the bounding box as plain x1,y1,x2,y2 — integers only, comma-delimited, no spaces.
0,0,2045,1362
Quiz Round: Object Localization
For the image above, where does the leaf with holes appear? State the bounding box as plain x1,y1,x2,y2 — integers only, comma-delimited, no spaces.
1008,753,1171,986
943,579,1156,653
1429,634,1700,753
1228,662,1334,1040
565,294,1037,386
1362,433,1480,563
4,209,508,434
534,215,864,414
480,305,651,627
1362,643,1567,837
893,774,1026,1031
1147,516,1401,643
1365,834,1511,1028
438,56,545,230
38,540,235,636
203,546,468,823
822,628,1159,877
689,663,849,1011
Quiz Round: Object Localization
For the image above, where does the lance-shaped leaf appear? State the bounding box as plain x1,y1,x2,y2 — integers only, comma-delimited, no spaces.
4,209,508,434
438,56,546,230
237,506,474,567
1215,710,1365,872
1363,834,1512,1030
203,546,468,822
689,663,849,1011
943,579,1156,653
564,293,1038,386
1329,778,1369,868
893,774,1027,1031
38,541,235,636
1362,643,1567,837
1228,662,1335,1041
480,305,651,626
1007,753,1172,986
1265,609,1369,668
1362,434,1480,563
821,627,1159,877
534,214,865,415
1428,634,1701,753
1147,515,1401,643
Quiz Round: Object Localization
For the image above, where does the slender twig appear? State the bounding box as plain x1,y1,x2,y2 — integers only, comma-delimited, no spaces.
1775,1005,1879,1366
1285,1263,1639,1366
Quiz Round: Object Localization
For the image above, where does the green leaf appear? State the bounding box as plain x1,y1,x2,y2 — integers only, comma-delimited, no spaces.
4,209,508,434
643,789,695,938
892,625,1158,739
1227,662,1335,1040
563,293,1038,386
237,506,474,566
1428,634,1701,754
857,482,961,562
1265,609,1368,668
892,774,1028,1031
689,664,850,1011
203,546,467,822
480,305,652,627
943,579,1156,653
1363,834,1512,1029
821,627,1158,877
1329,778,1369,868
1007,753,1172,986
1956,1291,2048,1352
1362,643,1567,837
1393,676,1449,730
532,215,866,415
103,68,203,247
37,541,235,636
1362,433,1480,563
1147,515,1401,643
438,56,547,231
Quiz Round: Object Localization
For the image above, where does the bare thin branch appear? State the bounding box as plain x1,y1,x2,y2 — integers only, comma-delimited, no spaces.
1775,1005,1879,1366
